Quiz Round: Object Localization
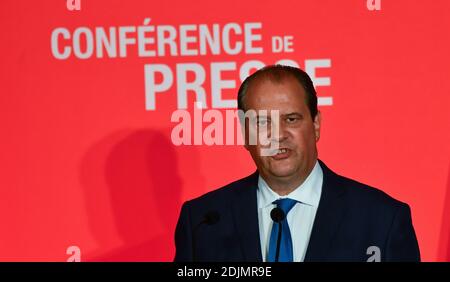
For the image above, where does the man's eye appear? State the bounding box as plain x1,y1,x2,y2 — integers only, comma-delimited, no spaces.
286,117,298,123
257,119,269,126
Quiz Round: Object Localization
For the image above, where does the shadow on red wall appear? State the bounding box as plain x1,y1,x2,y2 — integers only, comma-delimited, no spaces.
79,129,202,261
438,163,450,262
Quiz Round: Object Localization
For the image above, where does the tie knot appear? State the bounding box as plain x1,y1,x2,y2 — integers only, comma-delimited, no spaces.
273,198,297,215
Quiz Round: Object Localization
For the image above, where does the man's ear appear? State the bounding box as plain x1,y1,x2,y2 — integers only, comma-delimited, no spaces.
314,111,321,142
240,114,251,151
243,127,250,151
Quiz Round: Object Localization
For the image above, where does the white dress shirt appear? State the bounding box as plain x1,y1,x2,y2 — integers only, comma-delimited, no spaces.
257,160,323,262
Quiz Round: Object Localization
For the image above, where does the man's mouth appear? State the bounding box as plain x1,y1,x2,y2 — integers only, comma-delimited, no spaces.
269,148,291,160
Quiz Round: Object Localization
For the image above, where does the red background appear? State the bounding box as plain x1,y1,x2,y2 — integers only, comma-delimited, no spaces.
1,0,449,261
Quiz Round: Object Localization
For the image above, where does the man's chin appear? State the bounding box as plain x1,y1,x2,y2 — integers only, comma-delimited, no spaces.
267,167,298,178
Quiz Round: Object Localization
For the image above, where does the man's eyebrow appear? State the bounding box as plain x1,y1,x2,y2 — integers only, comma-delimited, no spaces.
255,112,304,119
282,112,304,117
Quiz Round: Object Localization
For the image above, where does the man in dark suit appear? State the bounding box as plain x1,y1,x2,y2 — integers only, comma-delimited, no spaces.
174,65,420,262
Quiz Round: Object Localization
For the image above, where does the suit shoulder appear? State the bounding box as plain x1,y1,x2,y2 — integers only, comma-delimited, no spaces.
337,174,409,211
184,172,257,208
319,160,409,211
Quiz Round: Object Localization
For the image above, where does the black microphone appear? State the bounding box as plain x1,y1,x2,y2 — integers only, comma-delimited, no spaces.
270,207,285,262
192,211,221,261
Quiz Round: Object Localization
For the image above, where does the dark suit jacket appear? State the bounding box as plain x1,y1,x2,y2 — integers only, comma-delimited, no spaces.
174,160,420,262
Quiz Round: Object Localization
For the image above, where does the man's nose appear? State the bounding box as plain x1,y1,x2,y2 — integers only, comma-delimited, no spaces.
270,119,288,143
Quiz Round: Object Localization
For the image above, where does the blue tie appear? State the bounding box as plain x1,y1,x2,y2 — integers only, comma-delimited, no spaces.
267,198,297,262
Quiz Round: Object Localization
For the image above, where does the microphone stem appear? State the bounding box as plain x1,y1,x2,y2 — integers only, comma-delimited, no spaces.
275,221,282,262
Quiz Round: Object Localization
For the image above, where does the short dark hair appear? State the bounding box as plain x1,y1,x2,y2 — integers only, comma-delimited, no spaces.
237,65,318,120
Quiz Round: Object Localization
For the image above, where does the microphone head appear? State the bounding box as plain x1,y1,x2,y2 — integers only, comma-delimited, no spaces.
204,211,220,225
270,207,285,223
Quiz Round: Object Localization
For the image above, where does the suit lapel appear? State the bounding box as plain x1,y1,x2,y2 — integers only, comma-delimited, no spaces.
304,160,347,261
231,171,263,262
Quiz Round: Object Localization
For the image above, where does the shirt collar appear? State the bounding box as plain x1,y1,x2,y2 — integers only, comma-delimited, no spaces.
257,160,323,208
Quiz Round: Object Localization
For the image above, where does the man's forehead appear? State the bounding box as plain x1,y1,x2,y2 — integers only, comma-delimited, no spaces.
246,76,305,99
246,82,306,108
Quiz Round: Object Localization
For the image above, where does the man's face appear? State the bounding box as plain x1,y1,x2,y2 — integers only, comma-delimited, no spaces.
243,76,321,182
